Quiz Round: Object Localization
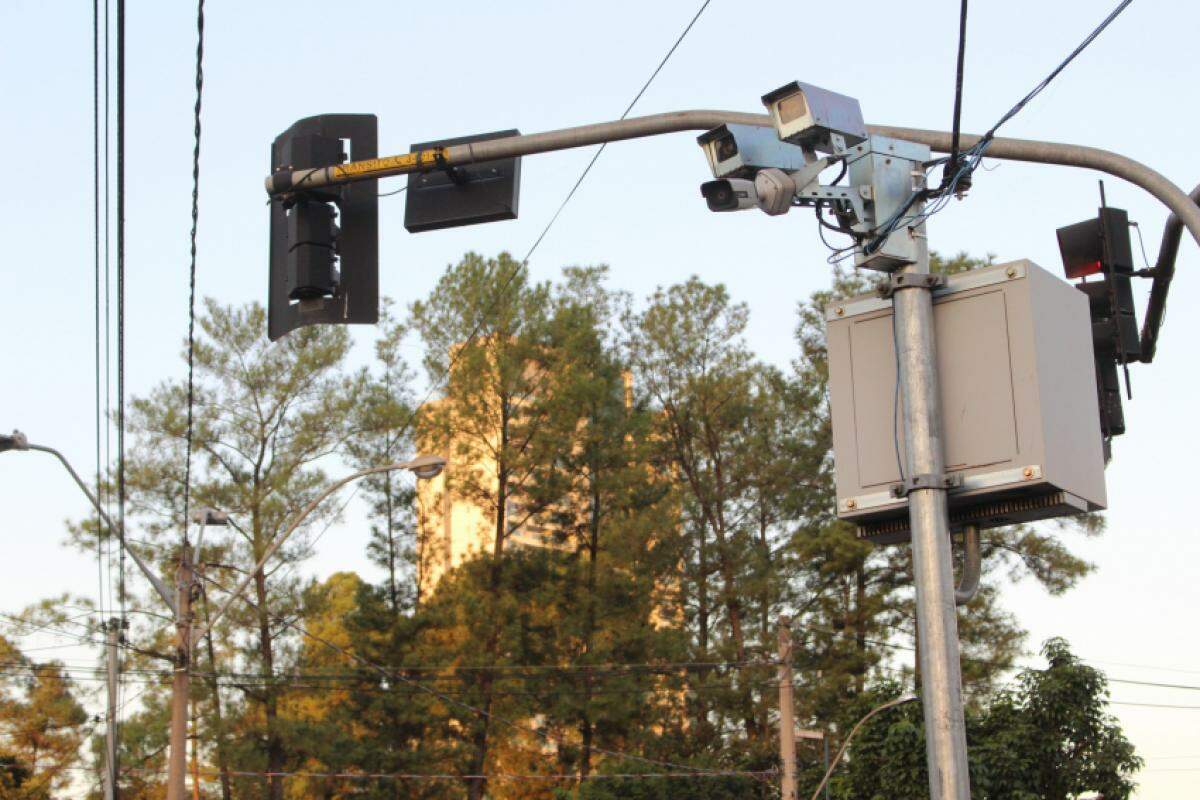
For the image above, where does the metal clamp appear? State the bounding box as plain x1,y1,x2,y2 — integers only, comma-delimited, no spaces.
435,151,469,186
877,272,946,299
890,472,961,498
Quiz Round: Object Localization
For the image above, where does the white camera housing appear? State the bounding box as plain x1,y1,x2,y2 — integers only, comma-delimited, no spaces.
761,81,867,152
697,124,813,179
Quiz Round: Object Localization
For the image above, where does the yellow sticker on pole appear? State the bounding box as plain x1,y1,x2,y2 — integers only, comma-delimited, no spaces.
332,148,445,180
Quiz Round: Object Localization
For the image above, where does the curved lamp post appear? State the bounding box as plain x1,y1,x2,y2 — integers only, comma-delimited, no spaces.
194,453,446,641
2,430,445,800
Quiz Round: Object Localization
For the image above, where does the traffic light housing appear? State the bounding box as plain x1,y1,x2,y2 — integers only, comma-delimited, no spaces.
268,114,379,341
1056,205,1140,448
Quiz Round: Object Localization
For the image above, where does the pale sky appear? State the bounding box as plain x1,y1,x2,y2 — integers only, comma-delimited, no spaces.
1,1,1198,796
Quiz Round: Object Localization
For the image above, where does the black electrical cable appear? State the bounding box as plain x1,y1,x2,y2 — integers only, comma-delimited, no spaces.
332,0,717,488
981,0,1132,146
103,0,114,621
116,0,127,620
866,0,1134,255
181,0,205,538
521,0,713,265
944,0,969,188
93,0,106,621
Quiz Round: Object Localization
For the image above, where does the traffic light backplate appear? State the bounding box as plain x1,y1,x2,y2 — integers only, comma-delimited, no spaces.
268,114,379,341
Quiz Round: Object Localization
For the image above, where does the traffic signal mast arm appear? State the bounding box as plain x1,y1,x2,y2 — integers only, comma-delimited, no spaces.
267,112,1196,358
264,110,1200,260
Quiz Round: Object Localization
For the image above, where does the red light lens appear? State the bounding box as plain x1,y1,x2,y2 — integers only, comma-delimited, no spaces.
1066,259,1103,280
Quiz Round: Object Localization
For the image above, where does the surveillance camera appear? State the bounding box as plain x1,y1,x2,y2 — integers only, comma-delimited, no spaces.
700,178,758,212
761,81,867,152
697,124,813,179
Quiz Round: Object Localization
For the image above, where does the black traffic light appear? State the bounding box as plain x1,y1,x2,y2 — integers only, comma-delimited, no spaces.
1056,205,1140,447
268,114,378,341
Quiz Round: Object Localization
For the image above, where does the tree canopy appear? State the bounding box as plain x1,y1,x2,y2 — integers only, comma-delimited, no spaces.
35,250,1140,800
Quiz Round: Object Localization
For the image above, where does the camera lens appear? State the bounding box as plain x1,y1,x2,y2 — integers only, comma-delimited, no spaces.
701,179,737,212
715,134,738,163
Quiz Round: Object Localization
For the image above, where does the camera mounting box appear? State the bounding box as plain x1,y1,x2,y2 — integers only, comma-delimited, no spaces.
825,260,1107,544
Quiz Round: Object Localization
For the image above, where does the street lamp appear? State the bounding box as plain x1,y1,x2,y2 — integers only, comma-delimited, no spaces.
2,429,445,800
192,454,446,643
0,430,176,611
173,455,444,800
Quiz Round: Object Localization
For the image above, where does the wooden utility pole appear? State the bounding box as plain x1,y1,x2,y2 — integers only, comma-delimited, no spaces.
166,544,195,800
778,616,797,800
103,617,122,800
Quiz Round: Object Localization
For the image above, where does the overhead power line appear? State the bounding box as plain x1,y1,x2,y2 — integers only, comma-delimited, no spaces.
335,0,717,509
866,0,1135,252
61,765,773,784
92,0,106,624
198,572,728,781
520,0,714,265
116,0,127,622
180,0,205,538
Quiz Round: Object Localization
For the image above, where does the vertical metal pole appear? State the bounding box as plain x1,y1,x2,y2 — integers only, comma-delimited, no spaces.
823,734,830,800
892,234,972,800
104,617,120,800
166,545,194,800
777,616,797,800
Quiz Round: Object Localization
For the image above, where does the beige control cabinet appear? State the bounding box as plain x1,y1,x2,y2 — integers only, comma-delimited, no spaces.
826,260,1107,543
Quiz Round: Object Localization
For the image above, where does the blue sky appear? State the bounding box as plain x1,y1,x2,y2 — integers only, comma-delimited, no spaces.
2,1,1198,795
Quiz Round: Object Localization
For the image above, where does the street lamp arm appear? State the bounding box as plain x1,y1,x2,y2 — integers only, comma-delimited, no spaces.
808,695,918,800
22,442,177,613
192,456,444,643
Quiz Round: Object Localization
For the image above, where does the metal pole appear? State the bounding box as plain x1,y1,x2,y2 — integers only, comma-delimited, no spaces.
103,617,121,800
893,232,971,800
823,735,830,800
165,544,194,800
778,616,797,800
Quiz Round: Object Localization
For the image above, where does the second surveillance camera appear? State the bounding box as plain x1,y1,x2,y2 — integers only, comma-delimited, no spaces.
700,178,757,212
697,124,812,179
700,169,798,216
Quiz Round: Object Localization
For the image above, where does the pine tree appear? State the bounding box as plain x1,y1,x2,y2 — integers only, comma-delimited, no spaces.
113,299,360,800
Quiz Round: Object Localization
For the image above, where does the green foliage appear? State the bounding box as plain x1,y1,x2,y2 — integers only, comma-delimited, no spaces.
0,635,88,799
51,250,1132,799
834,640,1141,800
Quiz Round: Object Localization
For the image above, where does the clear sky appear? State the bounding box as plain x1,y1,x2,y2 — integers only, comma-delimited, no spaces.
2,1,1198,796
